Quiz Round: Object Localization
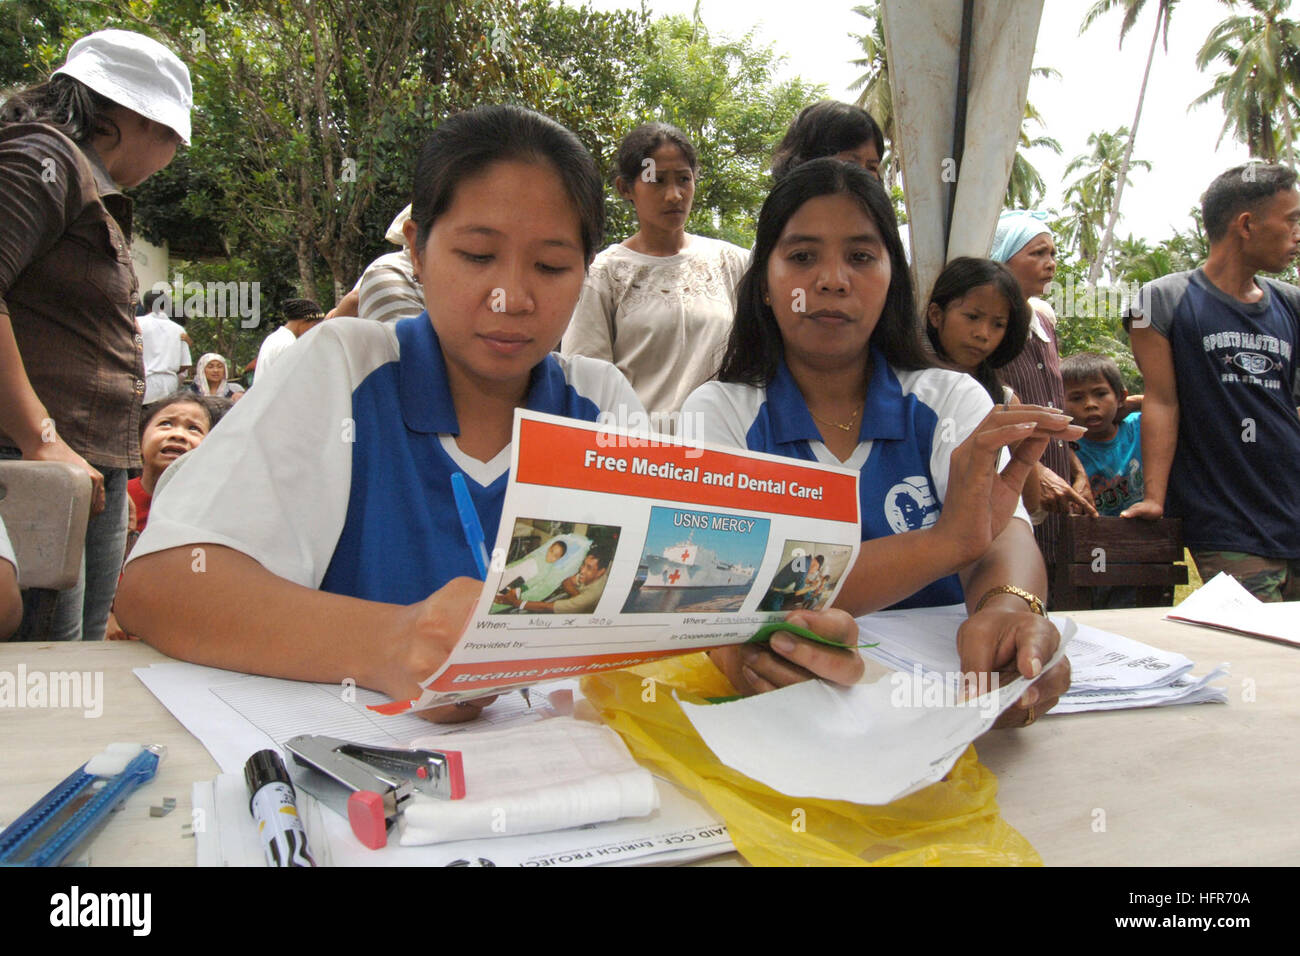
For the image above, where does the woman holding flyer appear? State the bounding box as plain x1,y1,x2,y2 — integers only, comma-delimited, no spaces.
683,159,1077,726
117,107,865,720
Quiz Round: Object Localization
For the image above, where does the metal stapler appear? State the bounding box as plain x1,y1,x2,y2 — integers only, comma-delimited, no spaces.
283,735,465,850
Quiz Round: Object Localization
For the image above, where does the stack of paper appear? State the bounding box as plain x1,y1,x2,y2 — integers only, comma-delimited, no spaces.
138,662,734,866
1167,572,1300,647
856,605,1228,714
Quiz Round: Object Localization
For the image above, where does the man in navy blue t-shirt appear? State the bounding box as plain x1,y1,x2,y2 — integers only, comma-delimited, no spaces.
1127,163,1300,601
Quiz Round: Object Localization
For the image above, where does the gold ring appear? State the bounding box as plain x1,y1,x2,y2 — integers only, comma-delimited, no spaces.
1024,703,1037,726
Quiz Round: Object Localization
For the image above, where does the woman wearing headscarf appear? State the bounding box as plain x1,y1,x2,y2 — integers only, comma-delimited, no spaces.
190,353,245,400
0,29,192,640
991,211,1097,586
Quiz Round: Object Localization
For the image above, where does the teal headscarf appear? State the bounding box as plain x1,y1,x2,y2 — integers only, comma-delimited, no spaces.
991,210,1052,263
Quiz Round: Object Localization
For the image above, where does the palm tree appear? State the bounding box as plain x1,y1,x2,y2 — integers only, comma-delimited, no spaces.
848,4,895,181
1063,127,1153,279
1007,67,1063,208
1192,0,1300,165
1080,0,1180,287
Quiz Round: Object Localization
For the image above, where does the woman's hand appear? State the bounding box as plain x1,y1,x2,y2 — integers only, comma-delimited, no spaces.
956,606,1071,729
708,608,864,695
384,577,497,723
934,404,1084,564
28,436,105,516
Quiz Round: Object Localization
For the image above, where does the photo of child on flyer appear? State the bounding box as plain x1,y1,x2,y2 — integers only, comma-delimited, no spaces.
758,541,854,612
491,518,620,615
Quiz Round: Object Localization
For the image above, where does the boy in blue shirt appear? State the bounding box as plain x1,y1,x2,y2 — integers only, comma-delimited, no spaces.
1061,353,1143,516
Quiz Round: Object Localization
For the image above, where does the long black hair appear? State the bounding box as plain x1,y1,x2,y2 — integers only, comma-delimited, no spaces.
0,74,121,144
770,101,886,182
409,105,605,265
614,122,698,186
717,158,927,386
924,256,1030,403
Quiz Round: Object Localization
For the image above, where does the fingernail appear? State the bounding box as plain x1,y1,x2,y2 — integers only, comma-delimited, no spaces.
1031,657,1043,677
1021,687,1039,708
770,633,795,653
742,665,759,685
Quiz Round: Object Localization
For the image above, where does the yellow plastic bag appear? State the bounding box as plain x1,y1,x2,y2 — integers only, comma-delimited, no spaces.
581,654,1040,867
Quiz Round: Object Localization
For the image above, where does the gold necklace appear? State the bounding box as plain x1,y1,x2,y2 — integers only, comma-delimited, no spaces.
809,405,862,432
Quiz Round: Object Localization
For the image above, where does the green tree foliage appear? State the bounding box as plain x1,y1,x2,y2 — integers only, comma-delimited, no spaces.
1008,67,1063,209
1193,0,1300,164
848,3,892,178
1060,127,1151,279
1079,0,1180,286
627,14,822,248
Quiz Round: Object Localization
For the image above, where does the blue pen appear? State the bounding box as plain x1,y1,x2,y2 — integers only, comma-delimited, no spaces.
450,472,489,578
449,472,531,709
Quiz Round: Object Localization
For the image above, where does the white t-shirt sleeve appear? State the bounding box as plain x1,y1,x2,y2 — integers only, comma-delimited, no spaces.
0,514,16,574
560,256,617,363
681,381,757,450
253,327,294,384
129,321,381,589
556,353,643,420
923,371,1031,528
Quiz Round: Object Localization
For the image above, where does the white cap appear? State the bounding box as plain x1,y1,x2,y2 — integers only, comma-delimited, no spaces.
54,29,193,145
385,204,412,246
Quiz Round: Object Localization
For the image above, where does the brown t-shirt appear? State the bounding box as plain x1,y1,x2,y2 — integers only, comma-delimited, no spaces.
0,123,144,469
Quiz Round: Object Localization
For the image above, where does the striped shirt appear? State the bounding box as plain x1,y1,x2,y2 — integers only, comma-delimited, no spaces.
357,249,424,325
996,298,1069,567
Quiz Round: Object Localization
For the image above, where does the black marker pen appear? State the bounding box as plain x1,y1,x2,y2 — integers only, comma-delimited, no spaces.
244,749,316,867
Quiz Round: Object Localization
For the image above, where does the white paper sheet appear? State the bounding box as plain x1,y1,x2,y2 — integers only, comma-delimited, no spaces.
857,604,1225,710
133,661,552,774
677,631,1071,804
1167,573,1300,647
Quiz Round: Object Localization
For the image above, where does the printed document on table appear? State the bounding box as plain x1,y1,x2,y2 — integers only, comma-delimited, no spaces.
398,409,862,712
855,604,1226,712
1167,572,1300,648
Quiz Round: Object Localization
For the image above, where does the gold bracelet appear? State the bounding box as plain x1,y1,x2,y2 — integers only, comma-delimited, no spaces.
974,584,1046,617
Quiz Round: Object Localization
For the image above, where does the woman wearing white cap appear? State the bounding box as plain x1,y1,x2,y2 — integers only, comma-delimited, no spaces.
0,29,192,640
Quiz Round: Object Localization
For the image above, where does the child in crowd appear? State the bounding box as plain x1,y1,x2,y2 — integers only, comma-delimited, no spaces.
561,122,749,426
683,159,1081,726
925,256,1039,516
126,393,228,540
1061,353,1143,517
108,392,226,640
117,107,865,720
770,100,887,183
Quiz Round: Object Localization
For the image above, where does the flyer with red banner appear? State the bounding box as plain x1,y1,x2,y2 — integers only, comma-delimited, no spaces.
399,409,862,711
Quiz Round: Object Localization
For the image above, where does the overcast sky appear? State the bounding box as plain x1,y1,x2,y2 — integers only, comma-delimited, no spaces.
576,0,1253,244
